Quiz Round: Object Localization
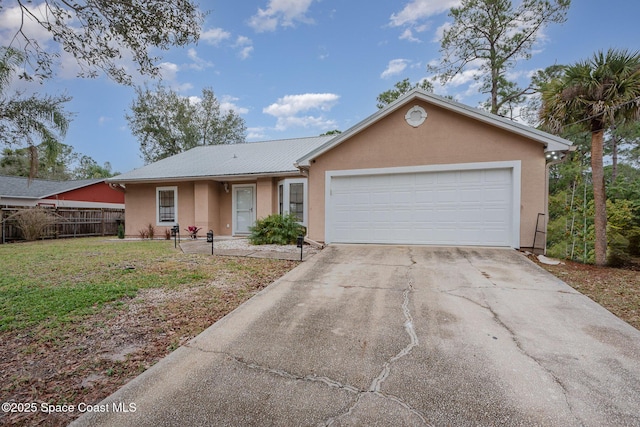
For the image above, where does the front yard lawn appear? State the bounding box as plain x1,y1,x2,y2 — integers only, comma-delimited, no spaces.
0,238,296,426
2,239,637,426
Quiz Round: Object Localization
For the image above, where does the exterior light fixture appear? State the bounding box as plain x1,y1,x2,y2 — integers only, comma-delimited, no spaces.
171,224,180,248
207,230,214,255
297,235,304,261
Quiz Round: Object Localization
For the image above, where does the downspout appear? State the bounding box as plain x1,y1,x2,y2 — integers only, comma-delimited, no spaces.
544,146,576,254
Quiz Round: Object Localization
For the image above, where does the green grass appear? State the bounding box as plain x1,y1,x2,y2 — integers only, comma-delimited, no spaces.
0,238,237,332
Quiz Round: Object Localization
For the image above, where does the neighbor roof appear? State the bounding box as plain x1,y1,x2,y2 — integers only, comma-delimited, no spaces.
108,135,336,183
296,89,574,167
0,175,105,199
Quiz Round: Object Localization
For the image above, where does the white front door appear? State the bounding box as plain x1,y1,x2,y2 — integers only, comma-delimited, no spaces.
233,184,256,234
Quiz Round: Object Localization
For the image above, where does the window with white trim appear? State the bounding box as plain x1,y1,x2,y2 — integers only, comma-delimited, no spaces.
278,178,307,225
156,186,178,225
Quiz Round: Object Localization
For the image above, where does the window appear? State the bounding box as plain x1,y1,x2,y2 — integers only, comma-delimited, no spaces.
289,183,304,222
156,186,178,225
277,179,307,225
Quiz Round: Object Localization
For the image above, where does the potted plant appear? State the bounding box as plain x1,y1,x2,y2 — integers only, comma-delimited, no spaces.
185,226,201,239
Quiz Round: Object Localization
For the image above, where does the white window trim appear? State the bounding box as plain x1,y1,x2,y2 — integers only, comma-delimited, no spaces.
277,178,308,226
156,186,178,226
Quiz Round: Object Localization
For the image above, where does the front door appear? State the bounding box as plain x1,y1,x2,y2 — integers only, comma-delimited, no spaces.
233,185,256,235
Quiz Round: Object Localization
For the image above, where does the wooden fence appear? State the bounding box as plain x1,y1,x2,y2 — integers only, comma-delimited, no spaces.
1,207,125,243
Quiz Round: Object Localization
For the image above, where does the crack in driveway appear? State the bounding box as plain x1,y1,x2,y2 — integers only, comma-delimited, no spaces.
326,248,428,426
442,290,580,423
185,249,430,426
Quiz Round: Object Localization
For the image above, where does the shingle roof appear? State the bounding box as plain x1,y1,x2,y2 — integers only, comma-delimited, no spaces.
0,175,105,199
108,135,335,183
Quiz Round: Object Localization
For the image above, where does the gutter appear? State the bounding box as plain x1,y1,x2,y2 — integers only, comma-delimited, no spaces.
107,171,305,185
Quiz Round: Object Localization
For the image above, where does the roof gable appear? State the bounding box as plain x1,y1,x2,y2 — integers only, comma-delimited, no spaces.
296,89,573,167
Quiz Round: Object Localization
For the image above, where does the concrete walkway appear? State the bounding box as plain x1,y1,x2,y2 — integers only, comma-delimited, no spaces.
180,239,317,261
72,246,640,426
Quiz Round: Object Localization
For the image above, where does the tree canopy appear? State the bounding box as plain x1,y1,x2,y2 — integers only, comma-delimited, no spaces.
429,0,570,116
126,85,247,164
0,143,116,180
2,0,204,84
540,48,640,265
0,47,72,177
376,78,434,109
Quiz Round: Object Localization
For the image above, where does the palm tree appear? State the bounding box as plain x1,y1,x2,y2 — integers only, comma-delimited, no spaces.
0,47,71,178
540,49,640,265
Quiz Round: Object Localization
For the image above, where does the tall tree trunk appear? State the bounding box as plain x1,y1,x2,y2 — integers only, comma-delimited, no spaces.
611,132,618,182
591,128,608,266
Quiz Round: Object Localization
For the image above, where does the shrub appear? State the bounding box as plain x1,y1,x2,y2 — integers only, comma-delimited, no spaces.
165,228,171,240
117,224,125,239
8,207,61,241
138,228,149,239
249,214,305,245
147,223,155,239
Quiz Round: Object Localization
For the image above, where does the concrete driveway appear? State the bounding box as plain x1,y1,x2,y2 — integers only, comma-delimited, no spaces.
73,246,640,426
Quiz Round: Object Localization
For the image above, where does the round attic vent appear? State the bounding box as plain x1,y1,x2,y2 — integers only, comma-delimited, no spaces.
405,105,427,127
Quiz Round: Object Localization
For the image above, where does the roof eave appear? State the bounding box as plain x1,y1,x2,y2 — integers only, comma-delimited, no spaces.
108,170,305,185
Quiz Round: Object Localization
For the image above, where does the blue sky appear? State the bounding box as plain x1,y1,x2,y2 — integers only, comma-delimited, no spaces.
1,1,639,174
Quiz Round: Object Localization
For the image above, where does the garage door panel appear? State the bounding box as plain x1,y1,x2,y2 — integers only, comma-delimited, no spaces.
436,189,459,203
415,190,436,203
436,171,458,184
485,169,512,183
459,189,483,202
459,170,484,183
328,167,514,246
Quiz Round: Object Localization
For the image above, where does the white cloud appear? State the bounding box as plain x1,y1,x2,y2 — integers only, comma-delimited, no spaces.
381,59,409,79
238,46,254,60
263,93,340,131
447,68,480,87
0,3,54,47
220,95,249,115
272,115,337,131
201,27,232,45
159,62,180,81
389,0,460,27
98,116,111,126
247,127,268,140
249,0,315,32
434,22,452,42
399,28,420,43
264,93,339,116
186,48,214,70
235,36,254,60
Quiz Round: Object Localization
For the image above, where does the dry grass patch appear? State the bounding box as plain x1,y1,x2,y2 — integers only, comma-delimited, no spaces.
0,238,296,426
536,257,640,330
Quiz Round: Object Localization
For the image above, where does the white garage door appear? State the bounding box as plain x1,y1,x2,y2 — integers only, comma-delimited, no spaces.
327,167,516,247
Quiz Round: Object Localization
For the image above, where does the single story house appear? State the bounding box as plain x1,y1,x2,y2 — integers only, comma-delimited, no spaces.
108,89,573,249
0,175,125,209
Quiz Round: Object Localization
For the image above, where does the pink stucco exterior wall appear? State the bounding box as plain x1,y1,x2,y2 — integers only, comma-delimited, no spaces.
123,178,285,238
305,100,547,248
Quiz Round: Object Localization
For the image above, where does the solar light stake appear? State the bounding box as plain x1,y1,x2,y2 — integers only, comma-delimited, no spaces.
207,230,214,255
171,224,180,248
296,235,304,262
